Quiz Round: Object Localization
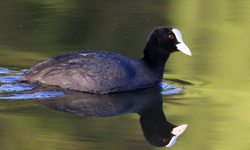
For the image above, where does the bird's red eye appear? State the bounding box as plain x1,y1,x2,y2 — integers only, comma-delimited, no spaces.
169,35,174,39
163,138,168,142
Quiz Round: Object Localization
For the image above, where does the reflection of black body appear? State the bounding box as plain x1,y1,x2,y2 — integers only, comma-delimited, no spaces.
38,86,186,147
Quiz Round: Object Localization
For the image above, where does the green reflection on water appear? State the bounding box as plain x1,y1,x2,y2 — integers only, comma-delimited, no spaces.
165,0,250,149
0,101,145,150
0,0,250,150
0,0,166,68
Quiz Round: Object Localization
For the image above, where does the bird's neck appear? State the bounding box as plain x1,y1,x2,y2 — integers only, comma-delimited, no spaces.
142,47,170,80
143,46,170,66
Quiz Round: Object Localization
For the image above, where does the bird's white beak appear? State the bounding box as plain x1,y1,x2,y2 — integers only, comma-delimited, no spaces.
172,29,192,56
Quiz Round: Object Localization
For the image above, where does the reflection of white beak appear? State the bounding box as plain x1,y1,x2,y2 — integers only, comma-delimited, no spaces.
166,124,188,147
172,29,192,56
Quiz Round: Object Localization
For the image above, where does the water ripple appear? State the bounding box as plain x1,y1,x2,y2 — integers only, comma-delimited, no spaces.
0,67,182,99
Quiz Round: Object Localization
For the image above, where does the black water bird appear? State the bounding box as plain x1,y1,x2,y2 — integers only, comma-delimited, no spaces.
20,27,191,94
38,86,187,147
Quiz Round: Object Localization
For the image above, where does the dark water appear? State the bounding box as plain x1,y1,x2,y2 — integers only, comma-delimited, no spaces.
1,0,250,150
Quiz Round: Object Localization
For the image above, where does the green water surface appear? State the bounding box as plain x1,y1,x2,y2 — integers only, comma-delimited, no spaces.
0,0,250,150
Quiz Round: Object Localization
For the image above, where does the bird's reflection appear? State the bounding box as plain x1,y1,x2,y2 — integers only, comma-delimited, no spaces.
37,86,187,147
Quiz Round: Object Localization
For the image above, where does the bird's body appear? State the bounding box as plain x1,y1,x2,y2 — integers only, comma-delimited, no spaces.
21,50,165,93
20,27,191,94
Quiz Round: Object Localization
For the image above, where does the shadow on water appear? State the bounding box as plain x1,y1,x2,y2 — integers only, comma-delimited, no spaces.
38,86,187,147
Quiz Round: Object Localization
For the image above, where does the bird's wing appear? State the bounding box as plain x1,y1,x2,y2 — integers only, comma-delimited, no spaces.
43,51,136,79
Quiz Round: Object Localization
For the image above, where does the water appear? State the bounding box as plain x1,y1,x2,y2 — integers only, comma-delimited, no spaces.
1,0,250,150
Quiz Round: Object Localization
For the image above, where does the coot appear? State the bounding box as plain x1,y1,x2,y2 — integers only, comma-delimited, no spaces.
20,27,191,94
